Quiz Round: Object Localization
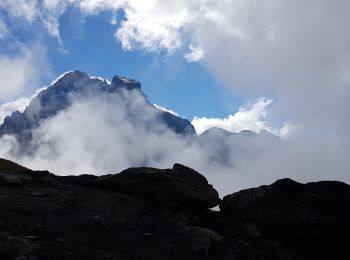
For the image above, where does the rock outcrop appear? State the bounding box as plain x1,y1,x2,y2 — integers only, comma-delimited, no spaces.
221,178,350,260
0,159,349,259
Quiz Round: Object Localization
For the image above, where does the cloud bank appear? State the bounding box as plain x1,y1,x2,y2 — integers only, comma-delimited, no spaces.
192,98,289,136
0,78,348,197
0,86,278,195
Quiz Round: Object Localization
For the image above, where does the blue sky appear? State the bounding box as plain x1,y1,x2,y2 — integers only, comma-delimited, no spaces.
1,5,244,120
0,1,290,137
55,7,239,119
1,0,349,137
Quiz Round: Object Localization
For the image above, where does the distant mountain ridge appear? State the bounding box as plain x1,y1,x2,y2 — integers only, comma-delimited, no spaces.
0,71,195,146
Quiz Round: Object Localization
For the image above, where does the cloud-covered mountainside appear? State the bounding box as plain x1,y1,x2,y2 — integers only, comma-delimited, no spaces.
0,71,348,196
0,71,195,146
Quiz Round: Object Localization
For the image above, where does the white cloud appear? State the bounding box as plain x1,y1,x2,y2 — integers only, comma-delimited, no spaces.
41,15,61,40
0,1,194,54
192,98,281,135
43,0,64,10
0,0,38,22
0,88,285,195
19,1,347,134
0,0,65,41
0,44,51,101
77,0,122,14
41,0,72,41
184,44,204,62
87,0,350,187
0,87,46,124
0,20,9,39
0,55,34,99
74,0,350,138
110,16,118,25
1,87,347,197
0,73,348,197
115,3,190,53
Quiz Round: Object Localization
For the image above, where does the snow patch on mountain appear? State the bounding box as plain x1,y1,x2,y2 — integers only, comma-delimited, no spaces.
153,104,179,116
50,71,74,86
90,76,111,84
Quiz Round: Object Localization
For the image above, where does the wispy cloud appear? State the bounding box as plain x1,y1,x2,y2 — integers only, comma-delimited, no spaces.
192,98,281,135
0,82,348,197
0,20,9,39
0,44,51,101
0,0,38,22
0,87,46,124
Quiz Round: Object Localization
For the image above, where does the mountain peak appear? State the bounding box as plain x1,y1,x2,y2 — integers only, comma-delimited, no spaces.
202,127,232,136
51,70,89,86
110,75,141,90
51,71,141,92
0,70,195,147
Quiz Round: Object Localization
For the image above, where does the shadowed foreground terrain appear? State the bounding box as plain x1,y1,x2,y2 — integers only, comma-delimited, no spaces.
0,158,349,260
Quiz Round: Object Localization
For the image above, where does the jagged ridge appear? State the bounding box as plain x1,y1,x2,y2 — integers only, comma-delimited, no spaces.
0,71,195,146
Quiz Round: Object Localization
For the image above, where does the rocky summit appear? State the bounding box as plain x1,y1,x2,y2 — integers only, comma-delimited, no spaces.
0,158,349,260
0,71,195,147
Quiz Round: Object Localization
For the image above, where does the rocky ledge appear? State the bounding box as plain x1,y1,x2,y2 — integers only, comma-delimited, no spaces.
0,158,349,260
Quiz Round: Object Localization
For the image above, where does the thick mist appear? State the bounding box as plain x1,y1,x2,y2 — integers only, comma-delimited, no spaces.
0,87,348,196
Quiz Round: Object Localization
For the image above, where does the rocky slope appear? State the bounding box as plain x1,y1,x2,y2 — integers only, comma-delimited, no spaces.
0,158,349,259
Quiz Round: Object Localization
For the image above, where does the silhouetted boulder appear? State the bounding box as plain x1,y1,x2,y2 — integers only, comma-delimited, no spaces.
0,158,29,173
221,178,350,260
96,163,220,209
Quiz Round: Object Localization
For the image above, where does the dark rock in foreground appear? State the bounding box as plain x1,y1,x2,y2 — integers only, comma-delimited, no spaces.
0,159,349,259
96,164,220,209
221,178,350,260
